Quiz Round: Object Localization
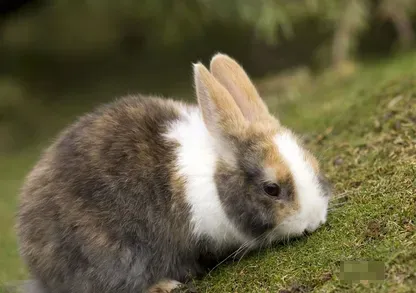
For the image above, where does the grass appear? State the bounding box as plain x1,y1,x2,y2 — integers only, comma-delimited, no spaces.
186,53,416,292
0,52,415,292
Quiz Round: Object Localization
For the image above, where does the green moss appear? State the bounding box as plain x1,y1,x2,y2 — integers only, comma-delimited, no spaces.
186,54,416,292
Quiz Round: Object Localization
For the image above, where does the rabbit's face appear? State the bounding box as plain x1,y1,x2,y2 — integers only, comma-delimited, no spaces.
193,53,331,245
271,131,331,238
215,124,331,243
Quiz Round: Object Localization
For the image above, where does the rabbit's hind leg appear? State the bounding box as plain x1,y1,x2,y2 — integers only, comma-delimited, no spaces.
147,279,184,293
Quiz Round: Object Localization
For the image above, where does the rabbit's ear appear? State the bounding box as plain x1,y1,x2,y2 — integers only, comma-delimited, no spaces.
210,53,271,123
193,62,247,138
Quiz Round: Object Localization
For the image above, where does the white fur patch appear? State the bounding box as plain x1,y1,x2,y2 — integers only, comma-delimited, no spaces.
274,131,328,236
164,106,249,247
148,279,182,292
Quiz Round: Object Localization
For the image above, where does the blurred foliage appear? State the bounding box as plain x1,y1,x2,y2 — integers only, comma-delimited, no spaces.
0,78,43,152
1,0,415,57
0,0,416,152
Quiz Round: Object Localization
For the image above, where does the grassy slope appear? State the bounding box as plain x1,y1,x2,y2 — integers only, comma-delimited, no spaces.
0,53,415,291
189,54,416,292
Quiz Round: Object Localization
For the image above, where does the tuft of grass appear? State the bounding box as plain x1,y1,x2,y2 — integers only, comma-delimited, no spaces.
0,53,415,292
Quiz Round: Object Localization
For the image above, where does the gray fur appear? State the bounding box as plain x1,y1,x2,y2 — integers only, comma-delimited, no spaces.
17,96,217,293
215,135,296,239
2,280,45,293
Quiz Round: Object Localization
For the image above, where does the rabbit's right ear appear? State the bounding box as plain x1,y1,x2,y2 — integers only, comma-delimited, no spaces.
210,53,271,123
193,62,247,139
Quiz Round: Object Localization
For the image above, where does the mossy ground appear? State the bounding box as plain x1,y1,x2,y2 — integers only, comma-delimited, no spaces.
185,54,416,293
1,53,415,292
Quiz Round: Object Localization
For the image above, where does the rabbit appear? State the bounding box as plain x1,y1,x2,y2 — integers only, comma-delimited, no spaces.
16,53,331,293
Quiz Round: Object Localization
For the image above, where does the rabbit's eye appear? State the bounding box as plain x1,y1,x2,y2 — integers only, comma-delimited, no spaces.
263,183,281,198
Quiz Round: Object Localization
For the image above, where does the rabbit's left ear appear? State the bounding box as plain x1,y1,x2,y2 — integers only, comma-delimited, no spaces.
210,53,271,123
193,62,247,139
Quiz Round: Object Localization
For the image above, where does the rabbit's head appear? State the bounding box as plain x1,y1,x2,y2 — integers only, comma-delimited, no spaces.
193,54,331,244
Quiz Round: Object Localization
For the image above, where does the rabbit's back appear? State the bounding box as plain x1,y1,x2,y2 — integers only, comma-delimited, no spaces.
17,96,197,293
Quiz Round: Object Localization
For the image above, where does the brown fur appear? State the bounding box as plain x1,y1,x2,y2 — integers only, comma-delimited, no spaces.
210,54,271,123
194,63,248,138
263,136,300,221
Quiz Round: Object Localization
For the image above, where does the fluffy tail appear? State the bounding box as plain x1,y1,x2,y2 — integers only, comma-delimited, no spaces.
2,280,46,293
